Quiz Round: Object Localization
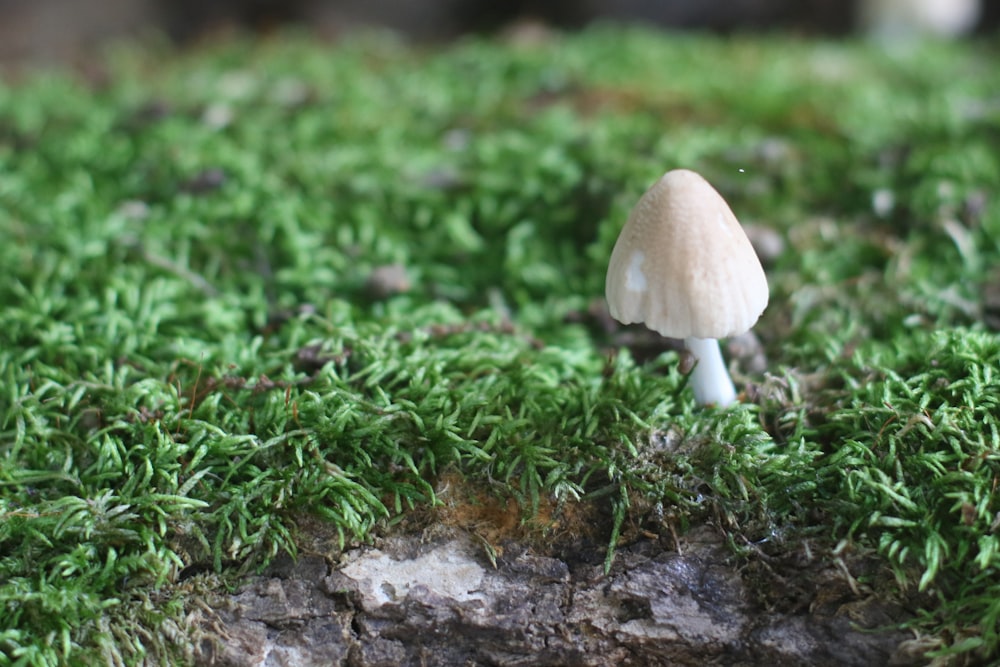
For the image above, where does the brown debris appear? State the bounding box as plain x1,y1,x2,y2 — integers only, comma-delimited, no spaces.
365,263,412,299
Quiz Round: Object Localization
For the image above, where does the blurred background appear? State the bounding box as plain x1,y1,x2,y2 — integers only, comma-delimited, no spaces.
0,0,997,65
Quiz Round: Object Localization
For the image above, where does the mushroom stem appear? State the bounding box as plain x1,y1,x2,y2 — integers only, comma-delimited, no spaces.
683,337,737,407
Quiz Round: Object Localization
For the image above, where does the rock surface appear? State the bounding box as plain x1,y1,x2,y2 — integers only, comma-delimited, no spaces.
193,527,919,666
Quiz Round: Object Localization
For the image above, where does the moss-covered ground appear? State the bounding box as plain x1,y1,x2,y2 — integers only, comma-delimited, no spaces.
1,26,999,664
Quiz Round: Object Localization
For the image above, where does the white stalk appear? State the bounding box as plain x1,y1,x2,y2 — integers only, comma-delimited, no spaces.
684,337,737,407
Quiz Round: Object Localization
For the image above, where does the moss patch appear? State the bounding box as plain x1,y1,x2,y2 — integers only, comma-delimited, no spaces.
1,27,999,664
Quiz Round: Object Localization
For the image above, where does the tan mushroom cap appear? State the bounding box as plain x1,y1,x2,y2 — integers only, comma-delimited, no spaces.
605,168,769,339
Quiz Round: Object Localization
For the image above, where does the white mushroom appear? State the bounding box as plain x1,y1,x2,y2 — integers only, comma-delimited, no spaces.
858,0,981,40
605,168,769,407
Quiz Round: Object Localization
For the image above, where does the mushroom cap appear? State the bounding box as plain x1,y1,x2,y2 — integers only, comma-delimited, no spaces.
605,168,769,339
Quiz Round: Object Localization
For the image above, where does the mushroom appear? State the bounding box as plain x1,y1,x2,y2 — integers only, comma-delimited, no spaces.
858,0,981,40
605,168,768,407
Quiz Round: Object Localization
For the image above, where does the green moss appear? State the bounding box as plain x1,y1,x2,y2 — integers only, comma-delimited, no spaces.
816,330,1000,653
1,27,999,664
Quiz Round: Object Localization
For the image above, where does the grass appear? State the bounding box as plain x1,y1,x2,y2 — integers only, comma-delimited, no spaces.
1,25,999,664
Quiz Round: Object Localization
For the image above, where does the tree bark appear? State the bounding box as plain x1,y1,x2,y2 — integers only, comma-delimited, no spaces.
192,526,922,667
